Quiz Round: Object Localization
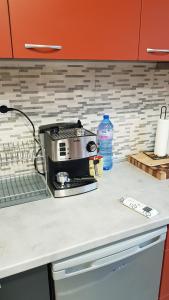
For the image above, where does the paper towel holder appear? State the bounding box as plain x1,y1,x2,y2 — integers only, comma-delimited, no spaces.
160,106,167,119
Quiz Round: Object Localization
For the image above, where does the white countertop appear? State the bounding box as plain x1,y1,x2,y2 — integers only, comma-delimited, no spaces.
1,161,169,279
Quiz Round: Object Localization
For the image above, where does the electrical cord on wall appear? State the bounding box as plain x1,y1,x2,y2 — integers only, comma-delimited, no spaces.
0,105,40,144
0,105,45,175
34,148,45,176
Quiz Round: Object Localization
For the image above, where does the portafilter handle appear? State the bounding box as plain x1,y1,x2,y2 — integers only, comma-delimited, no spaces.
56,172,70,186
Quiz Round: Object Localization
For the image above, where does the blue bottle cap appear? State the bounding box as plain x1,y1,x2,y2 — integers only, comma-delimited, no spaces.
103,115,109,119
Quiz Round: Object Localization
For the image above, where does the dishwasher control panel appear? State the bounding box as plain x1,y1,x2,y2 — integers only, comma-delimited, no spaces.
120,197,159,218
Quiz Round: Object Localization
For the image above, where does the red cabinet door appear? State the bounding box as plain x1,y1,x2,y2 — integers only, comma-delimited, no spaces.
159,227,169,300
0,0,12,58
159,249,169,299
8,0,141,60
139,0,169,61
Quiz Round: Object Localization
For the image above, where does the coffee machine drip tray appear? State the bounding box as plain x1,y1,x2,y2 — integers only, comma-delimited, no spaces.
52,179,98,198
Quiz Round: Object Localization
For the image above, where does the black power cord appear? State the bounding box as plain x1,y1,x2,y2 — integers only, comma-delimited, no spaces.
0,105,40,145
0,105,44,175
34,148,45,176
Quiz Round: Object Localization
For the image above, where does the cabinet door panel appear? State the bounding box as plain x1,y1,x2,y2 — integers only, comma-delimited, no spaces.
139,0,169,61
8,0,141,60
159,249,169,299
0,266,50,300
0,0,12,58
160,296,169,300
165,226,169,251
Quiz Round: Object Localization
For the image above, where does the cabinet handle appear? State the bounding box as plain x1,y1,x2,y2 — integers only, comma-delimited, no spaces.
147,48,169,53
25,44,62,50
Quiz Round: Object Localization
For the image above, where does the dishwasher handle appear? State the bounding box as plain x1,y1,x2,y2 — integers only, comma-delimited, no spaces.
93,232,165,268
53,232,166,280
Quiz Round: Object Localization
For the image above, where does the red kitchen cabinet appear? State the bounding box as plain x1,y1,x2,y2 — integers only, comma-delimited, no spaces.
159,227,169,300
160,296,169,300
165,228,169,251
0,0,12,58
8,0,141,60
139,0,169,61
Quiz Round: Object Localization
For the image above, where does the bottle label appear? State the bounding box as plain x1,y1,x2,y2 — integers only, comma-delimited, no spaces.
98,131,113,140
99,135,111,140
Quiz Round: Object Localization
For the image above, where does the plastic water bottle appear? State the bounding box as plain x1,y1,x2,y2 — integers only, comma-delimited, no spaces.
97,115,113,170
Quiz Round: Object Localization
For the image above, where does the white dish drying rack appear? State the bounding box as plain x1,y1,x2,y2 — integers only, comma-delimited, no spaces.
0,140,50,209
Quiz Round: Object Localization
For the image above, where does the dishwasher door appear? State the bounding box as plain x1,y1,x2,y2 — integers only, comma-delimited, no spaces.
52,227,166,300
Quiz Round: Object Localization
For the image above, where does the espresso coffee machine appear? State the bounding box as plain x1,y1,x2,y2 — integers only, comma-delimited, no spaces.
39,120,98,197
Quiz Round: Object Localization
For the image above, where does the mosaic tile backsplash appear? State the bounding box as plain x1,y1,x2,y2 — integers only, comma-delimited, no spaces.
0,60,169,163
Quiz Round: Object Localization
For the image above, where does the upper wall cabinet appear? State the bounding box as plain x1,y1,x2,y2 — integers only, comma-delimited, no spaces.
139,0,169,61
8,0,141,60
0,0,12,58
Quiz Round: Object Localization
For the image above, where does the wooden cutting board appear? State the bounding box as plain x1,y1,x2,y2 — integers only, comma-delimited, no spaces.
128,153,169,180
130,152,169,167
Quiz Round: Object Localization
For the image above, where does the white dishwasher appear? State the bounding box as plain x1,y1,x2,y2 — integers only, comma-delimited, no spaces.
52,226,166,300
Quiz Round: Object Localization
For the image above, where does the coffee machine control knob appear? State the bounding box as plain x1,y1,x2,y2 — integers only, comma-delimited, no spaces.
86,141,97,152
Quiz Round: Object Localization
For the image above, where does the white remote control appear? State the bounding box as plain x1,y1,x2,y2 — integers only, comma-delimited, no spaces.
120,197,159,218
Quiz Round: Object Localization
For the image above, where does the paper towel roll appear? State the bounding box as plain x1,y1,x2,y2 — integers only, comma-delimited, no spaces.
154,119,169,157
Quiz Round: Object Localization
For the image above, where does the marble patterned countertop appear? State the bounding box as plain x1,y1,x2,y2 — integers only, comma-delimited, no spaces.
0,161,169,279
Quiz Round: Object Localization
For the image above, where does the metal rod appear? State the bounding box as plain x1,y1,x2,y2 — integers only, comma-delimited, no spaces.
160,106,167,119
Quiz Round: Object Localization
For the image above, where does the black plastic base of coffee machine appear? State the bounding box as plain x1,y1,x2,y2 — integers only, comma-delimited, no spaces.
47,157,97,197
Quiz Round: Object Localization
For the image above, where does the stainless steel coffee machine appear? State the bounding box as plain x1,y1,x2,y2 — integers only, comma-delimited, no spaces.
39,120,98,197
